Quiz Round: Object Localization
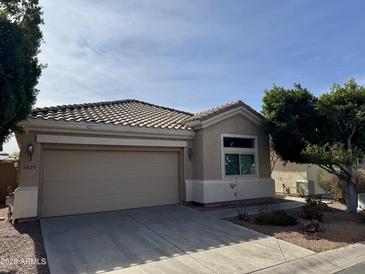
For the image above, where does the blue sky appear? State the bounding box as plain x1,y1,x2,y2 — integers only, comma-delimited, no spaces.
4,0,365,152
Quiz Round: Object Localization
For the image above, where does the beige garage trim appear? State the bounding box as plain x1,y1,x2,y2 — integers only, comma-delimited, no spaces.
40,147,180,217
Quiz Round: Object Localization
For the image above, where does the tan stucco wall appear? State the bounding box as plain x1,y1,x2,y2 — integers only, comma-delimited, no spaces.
272,161,307,194
272,160,327,195
191,130,204,180
191,114,271,180
16,132,41,187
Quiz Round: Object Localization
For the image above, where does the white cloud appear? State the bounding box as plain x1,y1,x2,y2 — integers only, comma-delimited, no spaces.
35,0,300,112
36,0,226,110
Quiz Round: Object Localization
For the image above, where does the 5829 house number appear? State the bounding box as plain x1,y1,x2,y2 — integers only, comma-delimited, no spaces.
22,165,36,170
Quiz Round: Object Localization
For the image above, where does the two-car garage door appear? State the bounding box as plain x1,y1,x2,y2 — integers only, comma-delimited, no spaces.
40,148,180,217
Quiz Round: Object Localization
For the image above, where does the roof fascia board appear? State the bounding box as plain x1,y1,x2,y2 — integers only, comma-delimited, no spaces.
20,119,195,140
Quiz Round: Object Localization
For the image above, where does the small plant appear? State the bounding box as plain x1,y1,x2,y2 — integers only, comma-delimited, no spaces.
255,210,297,226
230,181,248,221
302,196,323,221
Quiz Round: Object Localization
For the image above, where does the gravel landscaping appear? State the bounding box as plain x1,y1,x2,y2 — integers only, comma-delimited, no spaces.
229,202,365,253
0,204,49,274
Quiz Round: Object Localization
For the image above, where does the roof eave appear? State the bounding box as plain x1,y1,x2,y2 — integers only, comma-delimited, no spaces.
19,118,195,140
186,106,263,130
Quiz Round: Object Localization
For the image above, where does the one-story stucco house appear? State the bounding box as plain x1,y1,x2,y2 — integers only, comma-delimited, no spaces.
10,99,274,219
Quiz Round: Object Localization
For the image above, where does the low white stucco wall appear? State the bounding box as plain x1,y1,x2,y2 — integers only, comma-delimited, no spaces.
186,178,275,204
185,179,193,201
11,186,38,220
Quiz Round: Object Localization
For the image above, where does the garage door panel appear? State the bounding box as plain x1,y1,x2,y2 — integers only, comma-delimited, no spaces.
43,175,178,185
46,172,180,183
42,188,178,217
44,150,86,165
41,149,180,217
42,177,178,200
42,181,120,200
43,165,64,180
42,197,120,217
42,195,177,217
44,160,178,181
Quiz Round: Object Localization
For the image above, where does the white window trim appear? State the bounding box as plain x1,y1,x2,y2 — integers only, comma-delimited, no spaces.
221,134,259,180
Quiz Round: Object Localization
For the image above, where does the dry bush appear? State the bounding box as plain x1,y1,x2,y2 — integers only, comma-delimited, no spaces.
317,168,365,202
354,168,365,192
317,170,346,201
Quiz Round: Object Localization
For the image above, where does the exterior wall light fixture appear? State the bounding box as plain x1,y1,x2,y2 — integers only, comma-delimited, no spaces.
27,144,33,161
188,148,193,161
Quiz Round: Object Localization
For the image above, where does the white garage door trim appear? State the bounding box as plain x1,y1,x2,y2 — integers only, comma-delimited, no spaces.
39,147,181,217
37,134,188,147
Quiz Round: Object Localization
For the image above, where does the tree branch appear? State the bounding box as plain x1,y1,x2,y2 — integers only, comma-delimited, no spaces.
270,152,280,172
338,165,352,179
319,164,339,176
350,125,357,140
347,125,356,149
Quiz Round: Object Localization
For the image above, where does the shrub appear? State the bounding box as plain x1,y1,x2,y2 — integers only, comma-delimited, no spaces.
255,210,297,226
302,196,323,221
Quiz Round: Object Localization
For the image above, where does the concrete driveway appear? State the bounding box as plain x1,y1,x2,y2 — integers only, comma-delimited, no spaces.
41,205,313,274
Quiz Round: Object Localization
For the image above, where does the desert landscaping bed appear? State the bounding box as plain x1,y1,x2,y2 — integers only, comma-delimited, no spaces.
229,202,365,253
0,204,49,274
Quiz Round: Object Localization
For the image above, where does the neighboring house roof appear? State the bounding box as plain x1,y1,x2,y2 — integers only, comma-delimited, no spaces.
0,151,9,161
30,99,262,130
0,151,16,162
31,99,193,130
185,100,263,123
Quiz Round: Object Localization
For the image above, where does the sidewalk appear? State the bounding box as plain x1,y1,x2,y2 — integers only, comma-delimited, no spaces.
336,262,365,274
253,242,365,274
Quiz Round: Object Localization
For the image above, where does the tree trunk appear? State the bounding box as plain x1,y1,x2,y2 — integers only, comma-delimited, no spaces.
345,134,358,213
346,180,358,213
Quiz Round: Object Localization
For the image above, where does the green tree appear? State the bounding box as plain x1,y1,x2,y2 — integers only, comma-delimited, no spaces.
0,0,43,151
263,79,365,213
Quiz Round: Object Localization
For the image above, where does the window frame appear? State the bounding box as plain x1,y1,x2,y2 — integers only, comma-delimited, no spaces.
221,134,259,179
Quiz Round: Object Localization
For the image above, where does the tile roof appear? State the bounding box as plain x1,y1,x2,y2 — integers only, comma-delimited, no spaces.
30,99,193,130
30,99,261,130
185,100,263,123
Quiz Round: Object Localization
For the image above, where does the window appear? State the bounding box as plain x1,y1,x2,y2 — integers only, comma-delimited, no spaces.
222,136,257,177
224,154,239,175
223,137,254,148
224,154,255,175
